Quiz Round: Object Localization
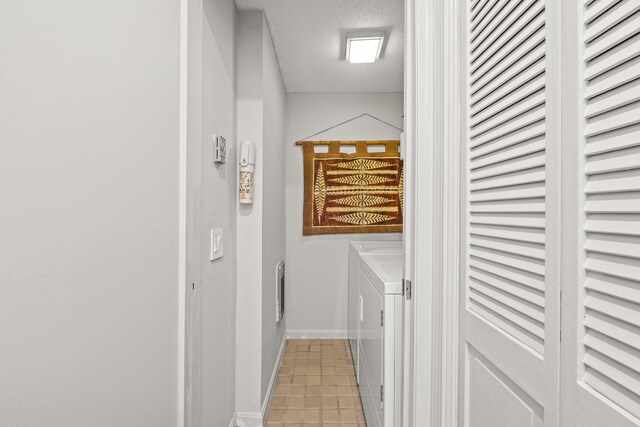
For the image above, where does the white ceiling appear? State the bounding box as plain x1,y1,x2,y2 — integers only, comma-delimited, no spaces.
235,0,404,93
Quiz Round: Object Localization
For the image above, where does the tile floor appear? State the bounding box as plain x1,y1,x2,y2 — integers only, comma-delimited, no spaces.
265,339,367,426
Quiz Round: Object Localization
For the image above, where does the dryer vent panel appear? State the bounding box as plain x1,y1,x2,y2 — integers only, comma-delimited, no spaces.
276,261,285,322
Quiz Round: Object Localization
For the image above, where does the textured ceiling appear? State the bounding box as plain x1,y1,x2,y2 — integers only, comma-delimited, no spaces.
235,0,404,93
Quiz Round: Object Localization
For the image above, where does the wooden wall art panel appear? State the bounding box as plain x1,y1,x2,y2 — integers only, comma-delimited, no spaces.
297,140,403,235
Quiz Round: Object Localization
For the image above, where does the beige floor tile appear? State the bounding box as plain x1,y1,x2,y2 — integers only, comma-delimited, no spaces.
338,396,354,409
271,396,287,409
308,367,321,375
267,339,367,427
340,409,357,423
322,367,335,376
275,385,290,396
306,385,321,396
292,375,307,385
307,375,321,386
335,376,350,386
321,375,336,385
267,409,286,423
321,385,337,396
335,385,351,396
288,396,305,409
286,409,304,423
321,409,339,423
290,385,306,396
321,397,338,409
304,408,320,423
304,396,321,408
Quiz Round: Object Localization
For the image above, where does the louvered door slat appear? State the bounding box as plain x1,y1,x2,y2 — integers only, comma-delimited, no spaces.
471,74,545,127
584,350,640,400
471,139,545,171
585,311,640,352
586,275,640,306
471,3,544,75
470,123,545,158
585,80,640,118
470,267,545,307
586,174,640,194
585,127,640,155
470,214,545,228
471,59,545,117
470,1,513,51
470,107,546,148
585,103,640,137
470,256,545,292
471,1,539,62
586,34,640,81
585,15,640,62
582,4,640,416
584,0,620,25
468,288,545,339
585,150,640,174
471,44,544,108
471,12,545,85
469,278,545,323
585,331,640,375
584,1,640,43
470,235,545,260
470,200,545,214
470,0,495,30
586,58,640,98
471,224,545,244
586,199,640,213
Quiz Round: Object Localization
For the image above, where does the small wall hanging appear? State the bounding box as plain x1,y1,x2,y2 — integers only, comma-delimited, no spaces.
296,140,403,235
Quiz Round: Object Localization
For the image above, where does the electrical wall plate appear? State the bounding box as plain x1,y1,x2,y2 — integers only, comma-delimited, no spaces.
210,228,223,261
214,135,226,165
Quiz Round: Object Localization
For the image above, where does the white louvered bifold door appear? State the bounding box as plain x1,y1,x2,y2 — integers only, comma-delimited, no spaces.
561,1,640,426
461,0,561,426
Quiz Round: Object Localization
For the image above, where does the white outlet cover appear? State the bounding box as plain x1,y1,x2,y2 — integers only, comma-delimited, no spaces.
210,229,223,261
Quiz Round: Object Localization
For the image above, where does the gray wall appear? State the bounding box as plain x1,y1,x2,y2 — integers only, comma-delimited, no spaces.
236,11,287,420
0,1,180,425
260,18,288,403
285,93,404,336
193,0,239,425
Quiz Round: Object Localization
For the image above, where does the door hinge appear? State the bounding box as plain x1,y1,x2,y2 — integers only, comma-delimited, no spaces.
403,279,412,300
381,309,384,327
380,384,384,409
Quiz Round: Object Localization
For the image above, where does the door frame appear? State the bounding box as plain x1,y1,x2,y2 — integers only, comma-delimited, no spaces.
403,0,461,425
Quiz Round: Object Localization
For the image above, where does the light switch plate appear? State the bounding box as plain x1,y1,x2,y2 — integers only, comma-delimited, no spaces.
210,228,223,261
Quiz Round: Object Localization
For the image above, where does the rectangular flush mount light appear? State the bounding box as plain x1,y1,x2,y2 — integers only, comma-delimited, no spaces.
346,31,385,64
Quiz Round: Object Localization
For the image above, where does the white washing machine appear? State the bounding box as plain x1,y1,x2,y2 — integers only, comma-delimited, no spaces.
348,241,402,382
348,241,403,427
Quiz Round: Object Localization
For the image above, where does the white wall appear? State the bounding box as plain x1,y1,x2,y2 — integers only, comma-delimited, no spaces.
236,11,287,423
0,1,180,426
285,93,404,336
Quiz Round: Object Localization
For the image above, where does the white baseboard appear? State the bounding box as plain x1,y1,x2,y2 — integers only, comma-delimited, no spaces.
228,413,238,427
286,330,348,339
261,335,286,417
235,412,262,427
237,335,286,427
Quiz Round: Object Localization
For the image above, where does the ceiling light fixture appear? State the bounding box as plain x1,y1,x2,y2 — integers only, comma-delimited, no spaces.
345,31,386,64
